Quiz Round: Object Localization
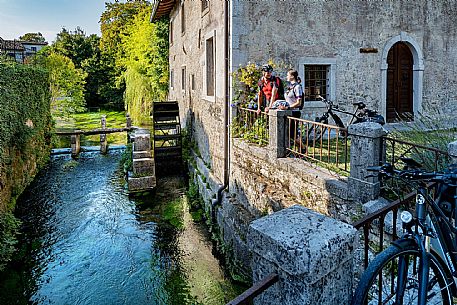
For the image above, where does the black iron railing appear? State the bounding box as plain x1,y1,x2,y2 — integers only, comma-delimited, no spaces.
286,117,350,174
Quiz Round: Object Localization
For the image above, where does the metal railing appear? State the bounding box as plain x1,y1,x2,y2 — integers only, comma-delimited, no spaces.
353,137,452,269
232,107,269,146
226,273,279,305
286,117,350,174
383,137,451,172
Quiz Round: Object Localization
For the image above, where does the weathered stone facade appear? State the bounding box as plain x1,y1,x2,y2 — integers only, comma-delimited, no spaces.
232,1,457,121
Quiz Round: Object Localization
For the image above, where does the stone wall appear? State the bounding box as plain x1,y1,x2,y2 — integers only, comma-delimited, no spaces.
168,1,227,182
230,139,353,222
232,0,457,121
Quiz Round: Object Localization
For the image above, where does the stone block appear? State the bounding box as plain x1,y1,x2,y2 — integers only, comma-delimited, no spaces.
133,158,155,176
133,135,151,152
448,141,457,164
248,205,357,305
128,175,156,192
133,151,152,159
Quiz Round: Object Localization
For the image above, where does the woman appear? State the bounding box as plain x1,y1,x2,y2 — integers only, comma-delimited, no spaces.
267,69,303,111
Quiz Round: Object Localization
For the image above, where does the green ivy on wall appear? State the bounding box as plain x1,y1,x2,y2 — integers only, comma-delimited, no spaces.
0,61,53,271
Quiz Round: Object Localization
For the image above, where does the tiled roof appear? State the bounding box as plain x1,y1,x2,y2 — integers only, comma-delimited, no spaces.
20,41,48,46
0,38,25,51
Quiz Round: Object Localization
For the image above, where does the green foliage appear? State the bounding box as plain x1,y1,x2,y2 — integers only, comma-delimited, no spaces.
120,143,133,172
231,116,269,146
0,62,52,163
33,51,86,117
0,212,21,272
48,27,123,109
100,1,149,61
19,32,46,43
232,59,291,106
121,8,169,124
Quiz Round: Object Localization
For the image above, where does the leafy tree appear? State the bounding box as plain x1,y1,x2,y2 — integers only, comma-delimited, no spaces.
99,0,149,60
50,27,123,108
33,50,86,117
19,32,46,42
121,7,169,123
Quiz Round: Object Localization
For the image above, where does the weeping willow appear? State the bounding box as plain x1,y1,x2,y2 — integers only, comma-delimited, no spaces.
121,8,169,125
124,68,154,125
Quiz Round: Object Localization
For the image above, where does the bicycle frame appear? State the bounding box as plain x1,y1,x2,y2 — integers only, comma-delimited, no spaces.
398,184,457,304
316,97,368,128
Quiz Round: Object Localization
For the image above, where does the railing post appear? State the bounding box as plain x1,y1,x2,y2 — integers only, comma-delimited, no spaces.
100,115,108,154
126,113,134,144
348,122,387,203
248,205,357,304
268,109,292,158
71,134,80,159
448,140,457,164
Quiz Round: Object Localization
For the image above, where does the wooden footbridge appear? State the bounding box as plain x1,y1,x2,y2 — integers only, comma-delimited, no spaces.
55,114,135,158
55,103,183,176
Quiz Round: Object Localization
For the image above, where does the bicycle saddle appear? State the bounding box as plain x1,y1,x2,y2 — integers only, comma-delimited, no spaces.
352,102,366,109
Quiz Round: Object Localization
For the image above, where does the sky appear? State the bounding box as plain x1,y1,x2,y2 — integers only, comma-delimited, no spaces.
0,0,107,43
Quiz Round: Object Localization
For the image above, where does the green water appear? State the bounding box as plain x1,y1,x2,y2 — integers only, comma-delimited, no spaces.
0,152,245,304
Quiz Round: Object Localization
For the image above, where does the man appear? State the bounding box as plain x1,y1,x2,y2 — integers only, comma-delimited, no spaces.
256,64,282,114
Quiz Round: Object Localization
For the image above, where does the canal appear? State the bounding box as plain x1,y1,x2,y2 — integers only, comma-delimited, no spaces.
0,151,244,304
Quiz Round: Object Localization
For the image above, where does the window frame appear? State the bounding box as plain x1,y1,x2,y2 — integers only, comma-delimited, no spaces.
203,30,216,101
298,57,337,103
181,66,186,92
170,69,174,90
181,2,185,35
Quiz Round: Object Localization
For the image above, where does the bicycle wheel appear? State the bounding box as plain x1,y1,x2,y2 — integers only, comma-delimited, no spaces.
352,241,453,305
307,119,327,142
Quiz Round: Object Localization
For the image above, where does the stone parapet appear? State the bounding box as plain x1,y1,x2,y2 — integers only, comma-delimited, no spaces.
248,205,357,305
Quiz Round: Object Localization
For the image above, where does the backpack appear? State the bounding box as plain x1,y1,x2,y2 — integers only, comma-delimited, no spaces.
258,76,285,100
288,82,305,110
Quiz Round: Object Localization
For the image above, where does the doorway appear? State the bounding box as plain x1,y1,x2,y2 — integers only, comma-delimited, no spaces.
386,42,414,122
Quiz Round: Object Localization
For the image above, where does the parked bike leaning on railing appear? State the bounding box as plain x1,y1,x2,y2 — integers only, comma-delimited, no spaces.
352,159,457,305
307,95,385,141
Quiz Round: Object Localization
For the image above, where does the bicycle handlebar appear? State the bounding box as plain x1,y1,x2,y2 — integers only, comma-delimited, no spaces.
367,163,457,185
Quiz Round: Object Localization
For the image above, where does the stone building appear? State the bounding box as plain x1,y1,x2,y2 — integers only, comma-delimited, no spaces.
152,0,457,191
151,0,457,286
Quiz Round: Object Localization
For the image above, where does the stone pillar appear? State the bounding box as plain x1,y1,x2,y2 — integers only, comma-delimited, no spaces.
448,141,457,164
268,109,292,158
248,205,357,305
128,129,156,193
71,134,80,158
348,122,387,203
100,115,108,154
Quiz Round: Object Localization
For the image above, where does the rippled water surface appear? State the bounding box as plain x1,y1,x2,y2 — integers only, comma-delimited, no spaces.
0,152,242,305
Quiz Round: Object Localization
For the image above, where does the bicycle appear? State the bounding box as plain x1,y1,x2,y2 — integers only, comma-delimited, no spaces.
352,160,457,305
306,95,385,141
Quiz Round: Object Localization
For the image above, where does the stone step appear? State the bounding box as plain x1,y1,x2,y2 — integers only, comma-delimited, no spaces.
128,175,156,192
133,158,155,176
133,134,151,151
133,151,152,159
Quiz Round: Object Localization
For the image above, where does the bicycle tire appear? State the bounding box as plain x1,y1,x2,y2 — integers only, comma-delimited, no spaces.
352,240,453,305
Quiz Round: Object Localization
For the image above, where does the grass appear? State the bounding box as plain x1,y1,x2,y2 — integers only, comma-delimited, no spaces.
53,111,128,148
288,136,351,176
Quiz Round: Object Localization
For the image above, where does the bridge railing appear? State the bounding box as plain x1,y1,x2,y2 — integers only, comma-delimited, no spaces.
54,113,135,158
226,273,278,305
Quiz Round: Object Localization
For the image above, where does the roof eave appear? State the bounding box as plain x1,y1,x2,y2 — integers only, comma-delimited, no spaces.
150,0,176,22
